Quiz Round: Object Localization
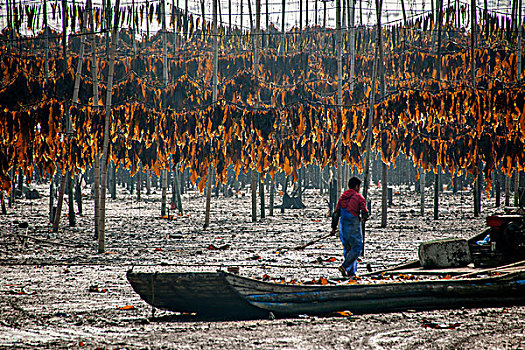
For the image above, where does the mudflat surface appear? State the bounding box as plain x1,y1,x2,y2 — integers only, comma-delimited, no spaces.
1,183,524,349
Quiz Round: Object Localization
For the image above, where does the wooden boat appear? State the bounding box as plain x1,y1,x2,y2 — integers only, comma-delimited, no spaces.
127,261,525,319
126,271,268,319
223,266,525,316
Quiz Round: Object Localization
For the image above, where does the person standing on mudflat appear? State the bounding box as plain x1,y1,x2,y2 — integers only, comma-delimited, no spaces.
331,177,369,278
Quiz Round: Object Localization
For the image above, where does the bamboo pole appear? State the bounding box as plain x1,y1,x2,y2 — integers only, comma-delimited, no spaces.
99,0,121,253
204,0,219,228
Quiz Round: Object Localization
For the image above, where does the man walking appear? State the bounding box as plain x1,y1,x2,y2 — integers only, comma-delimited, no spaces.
331,177,369,277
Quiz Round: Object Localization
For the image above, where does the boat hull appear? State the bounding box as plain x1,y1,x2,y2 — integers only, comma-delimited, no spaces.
224,271,525,315
126,271,268,319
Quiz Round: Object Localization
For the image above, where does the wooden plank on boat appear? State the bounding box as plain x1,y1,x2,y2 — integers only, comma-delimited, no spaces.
360,259,420,277
384,266,474,276
451,259,525,279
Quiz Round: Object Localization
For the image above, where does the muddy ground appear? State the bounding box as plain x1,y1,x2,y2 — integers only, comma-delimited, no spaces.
1,181,524,349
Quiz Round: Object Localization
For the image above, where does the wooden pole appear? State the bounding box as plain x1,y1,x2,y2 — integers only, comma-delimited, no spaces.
265,0,269,47
434,172,440,219
67,174,76,227
471,0,480,217
255,0,263,219
1,191,6,215
378,7,387,228
161,0,169,216
248,0,254,31
52,174,67,232
161,170,168,215
89,0,101,241
381,163,387,227
229,0,232,29
323,1,327,28
300,0,303,31
44,0,49,79
72,0,89,108
471,0,476,88
106,0,111,54
315,0,318,27
146,0,150,40
9,168,14,207
281,0,286,53
99,0,121,253
349,0,356,90
336,0,343,201
305,0,308,28
269,174,275,216
132,0,137,54
420,167,425,216
362,0,383,201
251,170,258,222
62,0,67,57
49,177,54,223
505,172,511,206
434,0,443,220
173,169,183,214
518,0,523,84
400,0,408,38
205,0,219,228
240,0,243,29
515,169,520,206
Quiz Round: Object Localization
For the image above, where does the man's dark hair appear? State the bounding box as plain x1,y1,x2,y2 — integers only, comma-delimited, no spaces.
348,177,362,190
